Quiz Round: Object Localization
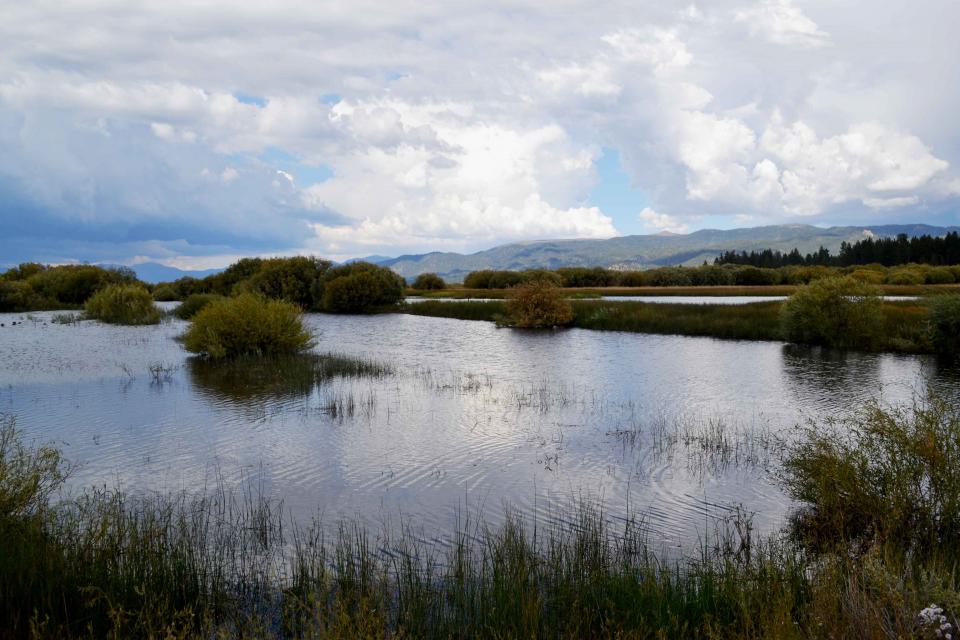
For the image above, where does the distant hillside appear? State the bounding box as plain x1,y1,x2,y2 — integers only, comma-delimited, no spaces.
377,224,960,281
123,263,222,283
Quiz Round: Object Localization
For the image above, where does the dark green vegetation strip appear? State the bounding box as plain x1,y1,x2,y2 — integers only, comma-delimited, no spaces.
401,298,935,353
4,397,960,638
410,283,960,298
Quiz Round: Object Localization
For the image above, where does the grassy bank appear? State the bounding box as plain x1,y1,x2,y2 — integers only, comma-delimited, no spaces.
4,397,960,638
401,298,933,352
408,283,960,299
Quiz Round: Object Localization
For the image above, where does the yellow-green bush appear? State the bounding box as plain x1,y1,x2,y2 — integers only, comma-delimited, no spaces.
321,262,405,313
182,293,314,359
505,280,574,328
151,284,178,301
780,277,883,349
886,268,924,285
0,280,45,312
926,267,956,284
848,268,885,285
412,272,446,290
84,284,161,325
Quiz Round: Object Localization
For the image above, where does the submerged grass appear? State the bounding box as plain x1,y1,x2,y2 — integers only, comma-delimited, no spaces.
5,394,960,638
188,352,392,404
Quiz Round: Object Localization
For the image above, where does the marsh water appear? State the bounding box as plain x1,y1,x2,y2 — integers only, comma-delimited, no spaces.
2,306,957,551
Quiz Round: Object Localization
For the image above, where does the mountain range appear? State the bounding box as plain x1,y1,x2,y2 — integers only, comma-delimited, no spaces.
126,223,959,283
373,223,960,281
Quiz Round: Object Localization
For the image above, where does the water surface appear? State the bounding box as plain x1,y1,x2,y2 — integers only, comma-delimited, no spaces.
1,309,955,550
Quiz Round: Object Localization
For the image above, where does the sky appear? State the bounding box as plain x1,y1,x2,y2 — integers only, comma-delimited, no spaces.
1,1,959,269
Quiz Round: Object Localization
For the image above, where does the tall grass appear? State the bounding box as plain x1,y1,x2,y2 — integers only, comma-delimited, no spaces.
781,395,960,558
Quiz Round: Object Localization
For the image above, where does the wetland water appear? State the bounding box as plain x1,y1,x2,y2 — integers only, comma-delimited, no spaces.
1,307,957,551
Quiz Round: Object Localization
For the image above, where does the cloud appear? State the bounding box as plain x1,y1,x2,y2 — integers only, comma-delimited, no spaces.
0,0,957,266
638,207,690,234
735,0,829,47
301,100,617,253
863,196,921,209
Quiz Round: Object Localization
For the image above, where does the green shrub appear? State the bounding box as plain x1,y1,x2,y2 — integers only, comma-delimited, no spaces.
925,267,956,284
886,268,924,285
241,256,331,309
848,269,885,285
779,265,833,285
780,277,883,349
412,272,446,290
321,262,404,313
151,284,179,301
556,267,617,287
174,294,224,320
929,295,960,356
463,270,495,289
84,284,161,325
616,271,647,287
487,271,525,289
732,266,781,286
505,281,573,328
689,265,735,286
0,280,46,312
462,269,562,289
28,265,136,306
644,267,692,287
782,396,960,557
183,293,314,359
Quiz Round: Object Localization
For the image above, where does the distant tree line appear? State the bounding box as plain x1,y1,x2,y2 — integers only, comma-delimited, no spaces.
715,232,960,268
0,263,141,312
459,261,960,289
154,257,405,313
